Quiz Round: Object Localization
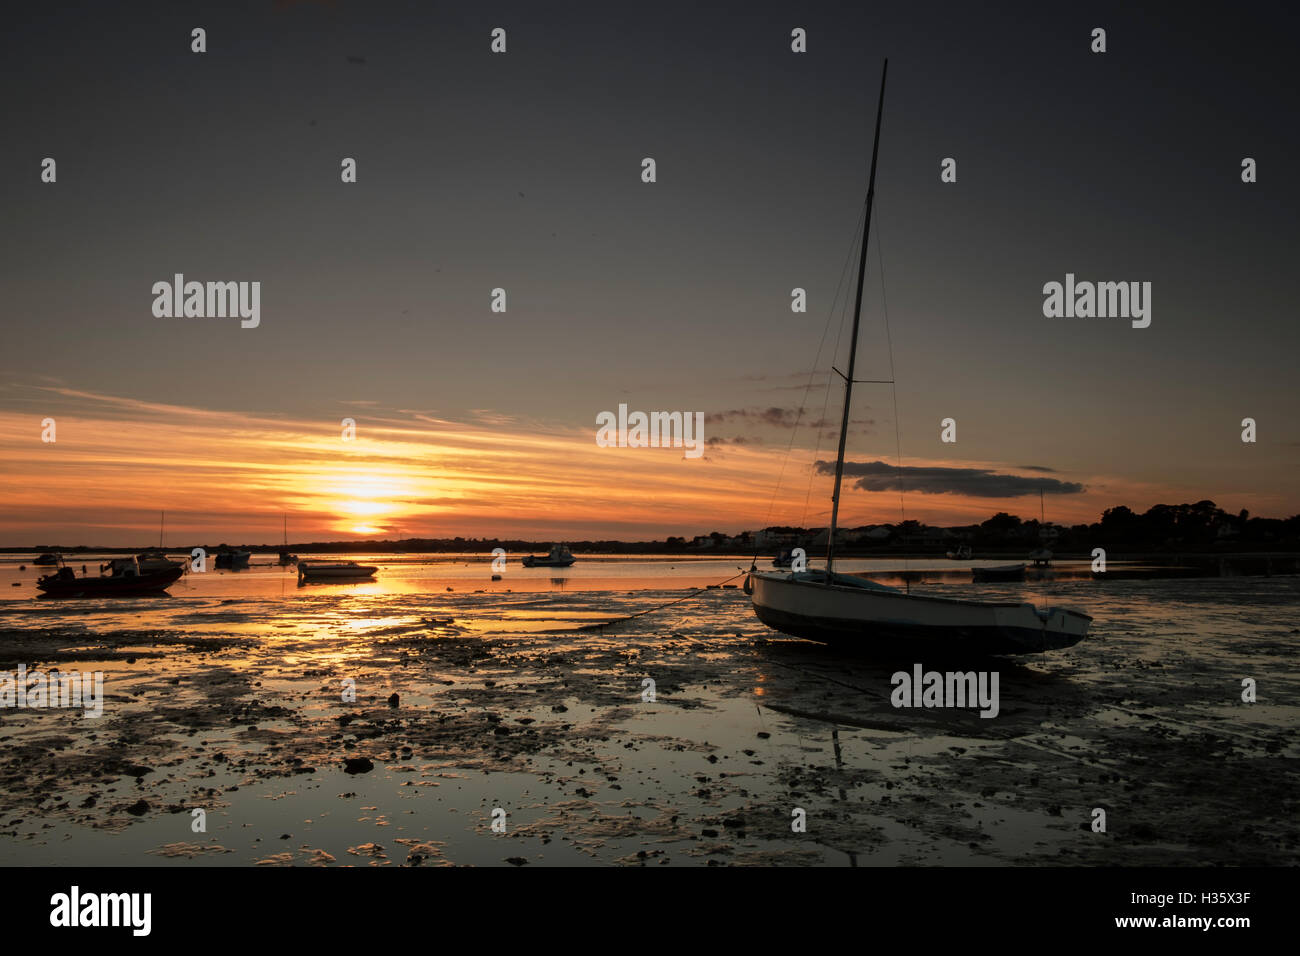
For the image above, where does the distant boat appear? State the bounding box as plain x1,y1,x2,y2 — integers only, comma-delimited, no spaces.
773,548,796,568
214,549,251,570
1029,490,1054,566
522,544,575,568
33,552,60,566
972,563,1027,583
747,60,1092,656
37,557,182,597
133,512,184,570
297,560,377,581
946,544,972,560
278,515,298,565
136,550,184,573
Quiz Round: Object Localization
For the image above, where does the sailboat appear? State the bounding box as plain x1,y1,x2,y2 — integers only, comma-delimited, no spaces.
137,511,184,572
746,60,1091,656
1027,488,1054,566
278,515,298,565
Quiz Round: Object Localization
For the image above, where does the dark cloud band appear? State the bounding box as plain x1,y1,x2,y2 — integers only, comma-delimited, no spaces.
813,460,1085,497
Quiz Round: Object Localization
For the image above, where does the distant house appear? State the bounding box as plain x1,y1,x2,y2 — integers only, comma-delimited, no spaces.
809,527,855,548
753,529,801,549
896,526,951,546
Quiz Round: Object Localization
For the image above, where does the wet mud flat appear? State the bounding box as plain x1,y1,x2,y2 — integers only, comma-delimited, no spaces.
0,577,1296,866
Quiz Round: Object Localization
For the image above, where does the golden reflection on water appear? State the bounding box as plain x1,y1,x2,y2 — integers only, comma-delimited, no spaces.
341,616,409,634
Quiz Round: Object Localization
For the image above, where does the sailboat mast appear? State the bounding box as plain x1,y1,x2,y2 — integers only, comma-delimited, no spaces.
826,59,888,576
159,510,165,548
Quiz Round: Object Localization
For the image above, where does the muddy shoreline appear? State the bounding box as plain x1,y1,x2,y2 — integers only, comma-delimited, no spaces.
1,581,1297,866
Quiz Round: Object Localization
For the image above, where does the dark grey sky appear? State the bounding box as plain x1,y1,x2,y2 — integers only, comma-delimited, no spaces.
3,1,1298,536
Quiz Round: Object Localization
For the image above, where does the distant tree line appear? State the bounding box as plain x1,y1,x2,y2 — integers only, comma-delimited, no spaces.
15,501,1299,555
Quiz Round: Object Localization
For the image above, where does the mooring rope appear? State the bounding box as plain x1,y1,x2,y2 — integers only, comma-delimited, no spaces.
560,569,752,632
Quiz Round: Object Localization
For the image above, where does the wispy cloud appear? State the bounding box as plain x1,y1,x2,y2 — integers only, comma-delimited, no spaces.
0,386,792,543
706,406,873,432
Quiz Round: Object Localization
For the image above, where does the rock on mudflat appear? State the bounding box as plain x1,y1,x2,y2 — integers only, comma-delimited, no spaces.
343,757,375,774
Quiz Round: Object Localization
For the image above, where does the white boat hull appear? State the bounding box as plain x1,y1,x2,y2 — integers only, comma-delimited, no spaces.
749,571,1090,655
297,562,377,579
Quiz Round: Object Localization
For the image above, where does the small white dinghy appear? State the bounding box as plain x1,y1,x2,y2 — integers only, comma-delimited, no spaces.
297,560,378,581
746,59,1092,658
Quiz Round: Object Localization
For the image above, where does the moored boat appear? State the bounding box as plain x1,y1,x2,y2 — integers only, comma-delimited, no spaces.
972,563,1027,582
746,59,1091,657
33,552,60,566
136,550,184,572
278,515,298,565
297,560,377,581
521,544,575,568
749,569,1090,655
37,558,182,597
214,549,251,569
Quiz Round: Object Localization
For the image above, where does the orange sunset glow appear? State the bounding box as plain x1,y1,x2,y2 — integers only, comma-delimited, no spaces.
0,383,1239,547
4,1,1300,886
